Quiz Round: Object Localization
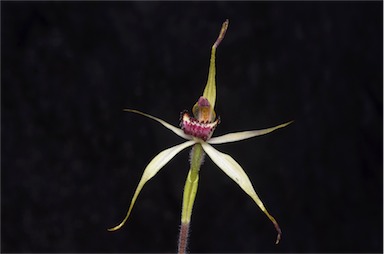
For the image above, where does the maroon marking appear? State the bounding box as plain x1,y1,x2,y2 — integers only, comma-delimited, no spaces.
198,96,210,107
180,111,220,141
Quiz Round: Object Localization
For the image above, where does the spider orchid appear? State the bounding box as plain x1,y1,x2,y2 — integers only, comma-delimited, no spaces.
109,20,292,252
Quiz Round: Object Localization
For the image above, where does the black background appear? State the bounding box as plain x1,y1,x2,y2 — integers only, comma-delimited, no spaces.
2,1,383,253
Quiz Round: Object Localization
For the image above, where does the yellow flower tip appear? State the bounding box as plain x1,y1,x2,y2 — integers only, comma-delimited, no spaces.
107,227,118,232
107,220,126,232
286,120,294,126
278,120,294,132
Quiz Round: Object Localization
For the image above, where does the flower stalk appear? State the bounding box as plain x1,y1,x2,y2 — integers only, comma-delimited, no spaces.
178,144,204,254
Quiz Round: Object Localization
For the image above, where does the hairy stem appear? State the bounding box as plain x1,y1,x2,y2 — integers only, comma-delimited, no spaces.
178,143,204,254
178,222,190,254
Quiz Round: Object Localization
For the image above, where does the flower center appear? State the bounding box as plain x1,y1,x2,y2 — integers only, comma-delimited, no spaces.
180,97,220,141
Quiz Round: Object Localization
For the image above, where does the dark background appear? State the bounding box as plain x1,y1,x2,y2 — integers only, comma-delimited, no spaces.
2,1,383,253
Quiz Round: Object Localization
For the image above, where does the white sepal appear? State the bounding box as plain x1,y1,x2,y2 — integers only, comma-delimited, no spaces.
108,140,196,231
200,142,281,244
208,121,293,144
124,109,193,140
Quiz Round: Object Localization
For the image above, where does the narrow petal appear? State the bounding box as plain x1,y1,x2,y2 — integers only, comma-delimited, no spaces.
124,109,192,140
201,142,282,244
208,121,293,144
108,140,196,231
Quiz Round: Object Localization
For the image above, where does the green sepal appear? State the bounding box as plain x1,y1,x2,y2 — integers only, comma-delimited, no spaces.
202,20,229,113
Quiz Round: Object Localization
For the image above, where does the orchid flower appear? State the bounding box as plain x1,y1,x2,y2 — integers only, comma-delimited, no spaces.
109,20,292,253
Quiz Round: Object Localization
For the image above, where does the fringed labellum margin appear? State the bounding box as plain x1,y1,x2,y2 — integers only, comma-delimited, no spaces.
180,97,220,141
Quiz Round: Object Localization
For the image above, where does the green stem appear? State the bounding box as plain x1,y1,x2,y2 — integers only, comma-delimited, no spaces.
178,143,204,254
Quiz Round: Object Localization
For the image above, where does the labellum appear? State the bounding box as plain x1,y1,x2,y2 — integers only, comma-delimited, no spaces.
180,96,220,141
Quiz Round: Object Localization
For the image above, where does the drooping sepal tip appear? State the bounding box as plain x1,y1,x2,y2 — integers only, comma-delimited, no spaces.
274,222,282,244
203,19,229,112
265,210,282,244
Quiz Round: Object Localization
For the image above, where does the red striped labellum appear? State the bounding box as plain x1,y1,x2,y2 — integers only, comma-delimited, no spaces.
180,97,220,141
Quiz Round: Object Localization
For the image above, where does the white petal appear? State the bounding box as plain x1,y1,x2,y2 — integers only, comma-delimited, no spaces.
108,140,196,231
201,142,282,244
208,121,293,144
124,109,192,140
